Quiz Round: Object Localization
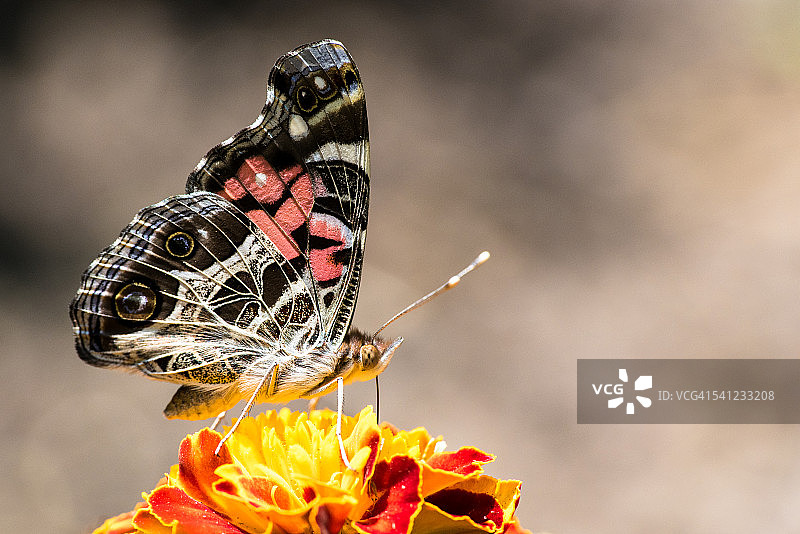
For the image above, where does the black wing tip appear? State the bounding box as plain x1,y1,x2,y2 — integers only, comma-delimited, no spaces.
289,38,348,54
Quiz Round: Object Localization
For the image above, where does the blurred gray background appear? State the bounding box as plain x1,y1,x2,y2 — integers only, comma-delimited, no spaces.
4,1,800,532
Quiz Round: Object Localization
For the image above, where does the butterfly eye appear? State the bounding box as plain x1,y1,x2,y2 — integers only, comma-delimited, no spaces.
114,282,157,321
359,344,381,370
165,231,194,258
295,86,318,113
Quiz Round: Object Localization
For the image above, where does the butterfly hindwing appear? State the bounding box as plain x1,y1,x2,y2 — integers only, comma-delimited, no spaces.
70,193,320,384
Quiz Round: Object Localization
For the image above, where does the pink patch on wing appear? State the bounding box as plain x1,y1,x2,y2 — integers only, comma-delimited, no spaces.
246,210,300,260
220,178,246,201
309,214,349,282
224,157,310,207
221,157,317,262
291,173,314,216
274,194,308,235
233,156,285,204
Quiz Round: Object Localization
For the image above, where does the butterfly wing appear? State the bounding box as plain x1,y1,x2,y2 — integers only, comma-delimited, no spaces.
186,39,369,351
70,192,314,379
70,40,369,418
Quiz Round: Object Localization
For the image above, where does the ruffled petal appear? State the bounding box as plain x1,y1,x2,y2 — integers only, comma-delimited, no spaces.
134,486,247,534
174,428,231,505
427,447,494,475
419,477,522,532
421,447,495,497
354,456,423,534
92,508,138,534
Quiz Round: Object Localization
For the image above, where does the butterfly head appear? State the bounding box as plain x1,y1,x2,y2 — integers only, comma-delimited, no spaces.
340,328,403,383
358,335,404,379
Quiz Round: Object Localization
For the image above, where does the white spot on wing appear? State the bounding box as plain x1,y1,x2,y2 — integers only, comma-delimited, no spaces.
255,172,267,186
314,76,327,91
289,114,309,139
307,141,362,166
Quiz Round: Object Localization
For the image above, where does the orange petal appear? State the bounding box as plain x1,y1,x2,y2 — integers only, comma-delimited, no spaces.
212,464,309,533
135,485,247,534
211,465,359,533
503,517,533,534
421,447,496,497
213,465,297,510
176,428,232,505
132,508,174,534
354,456,423,534
411,502,497,533
428,447,494,475
92,508,137,534
311,503,349,534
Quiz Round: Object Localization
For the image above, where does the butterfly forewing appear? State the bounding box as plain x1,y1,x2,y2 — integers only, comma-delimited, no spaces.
185,39,369,351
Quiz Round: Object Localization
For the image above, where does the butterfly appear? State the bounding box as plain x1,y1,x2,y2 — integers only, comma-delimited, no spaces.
70,39,488,461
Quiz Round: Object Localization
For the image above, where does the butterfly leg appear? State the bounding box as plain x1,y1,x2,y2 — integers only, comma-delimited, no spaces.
307,396,320,411
215,365,278,456
335,376,354,470
210,411,227,431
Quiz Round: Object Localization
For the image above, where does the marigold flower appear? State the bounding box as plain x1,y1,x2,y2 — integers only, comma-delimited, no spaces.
93,407,530,534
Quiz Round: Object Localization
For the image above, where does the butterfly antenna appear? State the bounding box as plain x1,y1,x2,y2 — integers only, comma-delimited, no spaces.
373,251,490,338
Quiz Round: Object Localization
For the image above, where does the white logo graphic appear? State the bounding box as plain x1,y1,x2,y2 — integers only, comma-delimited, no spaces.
607,369,652,414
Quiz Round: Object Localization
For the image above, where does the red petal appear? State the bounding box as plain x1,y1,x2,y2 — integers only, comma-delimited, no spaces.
138,486,246,534
355,456,423,534
361,428,381,479
426,488,504,529
176,429,232,504
428,447,494,476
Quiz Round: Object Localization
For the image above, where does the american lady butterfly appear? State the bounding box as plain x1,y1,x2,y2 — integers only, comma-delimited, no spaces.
70,39,487,461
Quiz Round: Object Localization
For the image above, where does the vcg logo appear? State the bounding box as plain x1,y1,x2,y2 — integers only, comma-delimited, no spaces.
591,368,653,414
592,383,624,395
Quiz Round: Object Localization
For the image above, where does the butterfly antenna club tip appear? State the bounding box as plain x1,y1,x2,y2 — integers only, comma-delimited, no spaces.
373,250,491,336
447,251,491,288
